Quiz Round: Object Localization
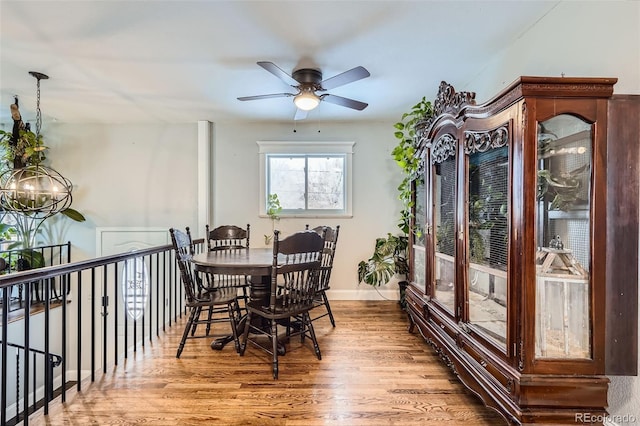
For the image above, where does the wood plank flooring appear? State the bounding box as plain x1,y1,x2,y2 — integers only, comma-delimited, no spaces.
31,300,506,425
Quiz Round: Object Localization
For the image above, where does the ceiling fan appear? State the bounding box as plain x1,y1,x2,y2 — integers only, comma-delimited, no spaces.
237,61,370,120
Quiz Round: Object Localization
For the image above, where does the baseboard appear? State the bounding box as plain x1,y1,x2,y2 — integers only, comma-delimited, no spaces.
326,288,400,301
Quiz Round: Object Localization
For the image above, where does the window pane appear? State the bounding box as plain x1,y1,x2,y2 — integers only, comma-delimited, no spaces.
268,156,305,209
267,154,345,212
308,156,344,210
260,141,352,217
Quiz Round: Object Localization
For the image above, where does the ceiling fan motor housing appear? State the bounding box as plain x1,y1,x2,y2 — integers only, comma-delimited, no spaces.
292,68,323,87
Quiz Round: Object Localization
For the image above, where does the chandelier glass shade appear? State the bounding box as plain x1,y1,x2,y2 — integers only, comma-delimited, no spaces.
293,89,320,111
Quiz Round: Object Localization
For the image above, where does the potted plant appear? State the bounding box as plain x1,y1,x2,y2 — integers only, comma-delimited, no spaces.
264,193,282,245
357,97,434,308
358,97,433,308
357,233,409,308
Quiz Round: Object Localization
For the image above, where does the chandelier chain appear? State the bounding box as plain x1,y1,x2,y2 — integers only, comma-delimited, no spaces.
36,77,42,137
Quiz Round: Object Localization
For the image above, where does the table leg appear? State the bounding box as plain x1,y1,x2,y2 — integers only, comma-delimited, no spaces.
211,335,234,350
245,274,286,355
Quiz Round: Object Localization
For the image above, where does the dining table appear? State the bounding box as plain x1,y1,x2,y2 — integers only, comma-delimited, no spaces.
191,247,278,351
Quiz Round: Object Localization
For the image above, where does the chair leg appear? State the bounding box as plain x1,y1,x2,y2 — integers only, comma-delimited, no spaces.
238,286,249,315
190,306,202,336
321,291,336,327
228,300,241,354
239,311,252,356
271,319,279,379
303,311,321,360
177,308,198,358
205,306,214,336
235,294,245,318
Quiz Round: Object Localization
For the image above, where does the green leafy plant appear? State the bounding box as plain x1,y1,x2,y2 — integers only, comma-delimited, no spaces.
0,128,47,168
355,97,433,306
435,218,455,256
391,96,434,235
357,233,408,287
468,170,507,263
0,222,16,242
537,164,588,211
264,193,282,245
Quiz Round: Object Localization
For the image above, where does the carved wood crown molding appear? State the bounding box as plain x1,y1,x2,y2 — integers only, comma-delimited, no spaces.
463,125,510,154
416,81,476,146
431,133,456,164
434,81,477,116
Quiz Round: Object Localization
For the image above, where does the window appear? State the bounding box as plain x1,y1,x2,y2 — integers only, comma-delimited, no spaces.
257,141,354,217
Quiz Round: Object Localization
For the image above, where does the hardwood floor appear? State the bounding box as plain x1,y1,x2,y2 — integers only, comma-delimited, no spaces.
31,300,506,425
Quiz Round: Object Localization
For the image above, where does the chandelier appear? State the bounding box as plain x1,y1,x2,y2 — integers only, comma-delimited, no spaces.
0,166,73,219
0,72,73,247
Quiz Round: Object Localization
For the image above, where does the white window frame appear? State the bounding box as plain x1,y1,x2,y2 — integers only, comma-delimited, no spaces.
257,141,354,218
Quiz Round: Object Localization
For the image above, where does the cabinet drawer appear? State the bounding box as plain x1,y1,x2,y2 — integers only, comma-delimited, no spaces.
461,337,514,396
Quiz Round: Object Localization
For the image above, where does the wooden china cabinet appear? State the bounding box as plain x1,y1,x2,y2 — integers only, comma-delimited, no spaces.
405,77,639,424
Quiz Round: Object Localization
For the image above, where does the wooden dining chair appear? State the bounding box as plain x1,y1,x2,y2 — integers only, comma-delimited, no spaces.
204,224,251,313
206,224,250,251
239,229,325,379
305,224,340,327
170,227,242,357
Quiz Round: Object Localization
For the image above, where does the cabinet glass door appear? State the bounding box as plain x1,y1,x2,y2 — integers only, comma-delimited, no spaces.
432,135,457,314
535,114,592,359
465,128,509,349
413,178,426,288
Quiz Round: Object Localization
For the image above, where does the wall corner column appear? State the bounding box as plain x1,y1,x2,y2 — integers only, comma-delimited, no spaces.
197,120,213,234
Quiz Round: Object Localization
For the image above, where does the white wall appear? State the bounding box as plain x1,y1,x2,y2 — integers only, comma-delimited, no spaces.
41,123,200,260
211,120,404,300
466,1,640,101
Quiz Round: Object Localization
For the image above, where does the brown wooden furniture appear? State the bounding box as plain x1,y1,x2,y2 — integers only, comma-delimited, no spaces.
191,247,273,350
239,230,325,379
169,227,242,357
206,224,250,251
191,248,273,303
204,224,251,311
305,224,340,326
405,77,639,424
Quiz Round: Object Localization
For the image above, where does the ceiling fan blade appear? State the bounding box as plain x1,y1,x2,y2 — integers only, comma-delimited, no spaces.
322,94,368,111
257,61,299,87
294,108,308,121
320,66,370,90
237,93,294,101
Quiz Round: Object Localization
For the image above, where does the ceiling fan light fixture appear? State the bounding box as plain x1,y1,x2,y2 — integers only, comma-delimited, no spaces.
294,91,320,111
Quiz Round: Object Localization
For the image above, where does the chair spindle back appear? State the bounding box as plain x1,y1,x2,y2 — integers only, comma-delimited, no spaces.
271,229,325,310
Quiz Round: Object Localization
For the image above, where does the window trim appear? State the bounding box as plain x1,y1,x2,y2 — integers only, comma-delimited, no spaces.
257,141,354,218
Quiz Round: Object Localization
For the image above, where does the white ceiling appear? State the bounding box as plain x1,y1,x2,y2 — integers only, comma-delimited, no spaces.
0,0,560,125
